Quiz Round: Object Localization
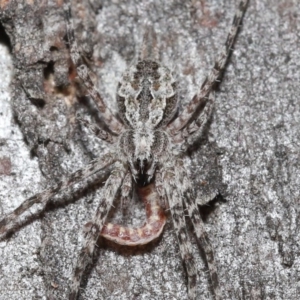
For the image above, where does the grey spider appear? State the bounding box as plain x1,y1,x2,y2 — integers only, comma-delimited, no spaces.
0,1,248,299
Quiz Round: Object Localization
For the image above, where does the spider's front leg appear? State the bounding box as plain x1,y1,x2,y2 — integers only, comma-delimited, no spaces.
179,161,222,300
0,154,116,240
69,161,127,300
163,160,222,300
163,167,197,299
184,188,221,300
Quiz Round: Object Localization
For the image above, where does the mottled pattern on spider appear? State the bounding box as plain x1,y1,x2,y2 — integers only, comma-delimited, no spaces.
0,1,248,299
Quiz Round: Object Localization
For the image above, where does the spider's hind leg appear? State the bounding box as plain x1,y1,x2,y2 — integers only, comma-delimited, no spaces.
167,0,249,134
64,2,124,135
176,91,215,150
185,91,214,146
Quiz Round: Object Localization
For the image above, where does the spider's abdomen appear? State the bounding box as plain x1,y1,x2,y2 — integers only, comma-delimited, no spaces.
117,60,178,128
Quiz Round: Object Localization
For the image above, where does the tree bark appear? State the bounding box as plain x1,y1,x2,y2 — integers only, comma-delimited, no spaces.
0,0,299,299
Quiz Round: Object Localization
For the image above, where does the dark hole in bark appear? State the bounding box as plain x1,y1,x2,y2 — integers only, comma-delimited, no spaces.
44,60,55,79
0,22,12,52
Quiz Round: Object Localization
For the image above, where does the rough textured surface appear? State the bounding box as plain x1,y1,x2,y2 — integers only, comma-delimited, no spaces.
0,0,299,299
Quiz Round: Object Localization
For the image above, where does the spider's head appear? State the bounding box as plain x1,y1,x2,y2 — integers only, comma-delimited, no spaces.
132,124,154,171
119,124,169,181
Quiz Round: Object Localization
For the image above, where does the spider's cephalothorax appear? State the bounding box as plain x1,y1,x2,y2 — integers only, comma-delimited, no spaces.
0,1,249,299
117,60,176,177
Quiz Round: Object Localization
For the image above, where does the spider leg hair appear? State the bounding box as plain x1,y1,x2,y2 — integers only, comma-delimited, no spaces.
64,2,124,135
69,161,127,300
0,154,116,240
163,167,197,299
167,0,249,134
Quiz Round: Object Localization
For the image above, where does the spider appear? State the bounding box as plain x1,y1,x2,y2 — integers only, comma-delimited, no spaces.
0,1,248,299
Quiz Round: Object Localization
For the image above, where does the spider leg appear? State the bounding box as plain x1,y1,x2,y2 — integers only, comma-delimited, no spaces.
64,3,124,135
69,161,127,300
101,183,166,246
177,161,221,300
178,91,214,150
0,153,116,240
154,168,168,209
167,0,248,134
120,169,132,207
164,169,197,299
77,116,116,144
185,190,221,300
185,91,214,145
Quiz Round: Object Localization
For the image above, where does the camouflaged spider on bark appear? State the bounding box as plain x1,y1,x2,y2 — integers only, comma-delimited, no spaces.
0,1,249,299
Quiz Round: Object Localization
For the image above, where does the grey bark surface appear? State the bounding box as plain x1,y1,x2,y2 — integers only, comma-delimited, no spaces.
0,1,299,300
